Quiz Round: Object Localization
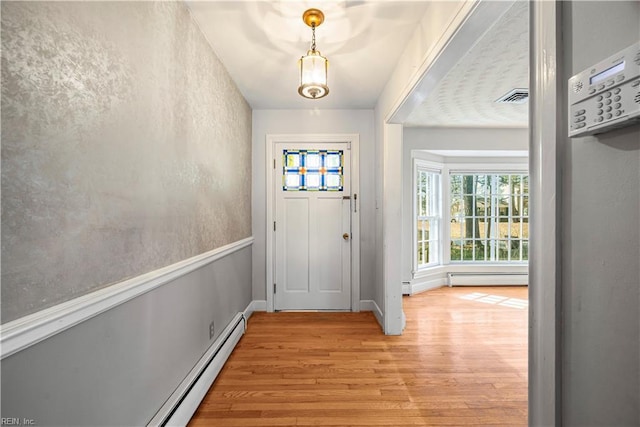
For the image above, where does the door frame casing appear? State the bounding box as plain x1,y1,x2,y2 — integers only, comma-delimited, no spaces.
265,134,360,313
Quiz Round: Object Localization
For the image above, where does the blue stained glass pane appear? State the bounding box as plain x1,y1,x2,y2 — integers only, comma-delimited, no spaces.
286,152,300,168
285,173,300,189
326,173,341,189
306,173,320,189
326,153,341,168
307,153,321,168
283,149,343,191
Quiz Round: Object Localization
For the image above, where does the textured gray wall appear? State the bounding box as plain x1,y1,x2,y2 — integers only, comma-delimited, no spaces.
561,1,639,425
1,246,252,427
1,1,252,322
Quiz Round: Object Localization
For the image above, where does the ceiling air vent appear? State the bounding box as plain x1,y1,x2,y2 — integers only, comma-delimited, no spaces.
495,88,529,104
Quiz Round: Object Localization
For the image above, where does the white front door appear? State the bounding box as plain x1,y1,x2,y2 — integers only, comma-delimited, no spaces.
274,142,351,310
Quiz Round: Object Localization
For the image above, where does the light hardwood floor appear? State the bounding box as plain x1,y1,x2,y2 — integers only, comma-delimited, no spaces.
188,286,528,426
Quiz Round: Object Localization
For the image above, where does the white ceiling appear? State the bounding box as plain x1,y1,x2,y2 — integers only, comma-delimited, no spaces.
186,0,431,109
186,1,529,127
404,1,529,127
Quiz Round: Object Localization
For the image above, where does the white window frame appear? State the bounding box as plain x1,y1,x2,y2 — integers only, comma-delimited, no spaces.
445,163,529,265
413,160,442,272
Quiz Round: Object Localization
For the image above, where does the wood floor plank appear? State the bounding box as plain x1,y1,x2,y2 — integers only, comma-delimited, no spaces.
188,286,528,426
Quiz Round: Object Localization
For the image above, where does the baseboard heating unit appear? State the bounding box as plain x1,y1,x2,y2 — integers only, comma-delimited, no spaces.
148,313,246,427
447,272,528,287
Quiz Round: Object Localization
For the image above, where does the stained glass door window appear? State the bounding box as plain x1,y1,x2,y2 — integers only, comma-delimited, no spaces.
283,150,343,191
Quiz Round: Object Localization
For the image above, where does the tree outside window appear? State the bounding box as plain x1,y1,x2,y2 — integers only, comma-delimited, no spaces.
450,174,528,262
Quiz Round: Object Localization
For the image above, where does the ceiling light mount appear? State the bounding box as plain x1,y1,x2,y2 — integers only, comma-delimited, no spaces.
302,8,324,28
298,8,329,100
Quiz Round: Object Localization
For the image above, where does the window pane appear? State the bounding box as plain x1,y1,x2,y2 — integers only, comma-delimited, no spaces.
477,219,488,238
499,196,510,217
522,219,529,238
510,220,522,238
498,175,510,195
450,219,462,240
472,219,481,240
285,173,300,189
450,175,462,193
286,152,301,167
522,240,529,260
512,194,523,216
498,240,509,261
326,153,341,168
513,175,523,195
461,218,475,239
487,217,498,238
306,153,320,168
306,173,320,189
451,196,463,218
419,220,429,241
523,175,529,195
461,240,473,261
511,240,521,261
451,240,462,261
326,173,342,190
462,175,474,195
424,242,430,264
475,240,486,261
522,196,529,215
475,196,488,216
417,244,424,265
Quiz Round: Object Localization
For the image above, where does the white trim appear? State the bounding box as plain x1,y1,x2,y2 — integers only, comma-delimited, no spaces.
265,134,361,313
447,274,528,286
404,278,447,296
446,162,529,173
402,283,411,295
359,300,383,327
382,0,518,336
383,124,404,335
149,312,246,427
529,1,562,424
243,300,266,320
0,237,254,359
414,158,444,173
413,161,443,271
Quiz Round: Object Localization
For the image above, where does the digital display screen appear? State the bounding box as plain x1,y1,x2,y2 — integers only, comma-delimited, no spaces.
590,61,625,85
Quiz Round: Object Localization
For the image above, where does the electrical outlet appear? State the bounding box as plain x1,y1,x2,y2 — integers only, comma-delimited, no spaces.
209,321,215,340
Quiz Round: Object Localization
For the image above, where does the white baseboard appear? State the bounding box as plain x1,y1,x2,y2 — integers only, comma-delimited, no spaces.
149,312,246,427
404,278,446,296
1,237,254,359
243,300,266,320
360,300,383,327
402,282,411,295
449,274,528,286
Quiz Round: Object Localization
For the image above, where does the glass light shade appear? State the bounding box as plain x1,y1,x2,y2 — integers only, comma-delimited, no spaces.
298,49,329,99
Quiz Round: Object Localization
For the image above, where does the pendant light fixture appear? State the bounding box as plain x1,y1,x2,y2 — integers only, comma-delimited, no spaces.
298,8,329,99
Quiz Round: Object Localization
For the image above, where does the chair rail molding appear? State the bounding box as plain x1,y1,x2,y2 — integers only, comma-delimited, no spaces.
1,237,254,359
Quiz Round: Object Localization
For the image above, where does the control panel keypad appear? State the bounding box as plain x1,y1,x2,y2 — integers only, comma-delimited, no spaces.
568,41,640,137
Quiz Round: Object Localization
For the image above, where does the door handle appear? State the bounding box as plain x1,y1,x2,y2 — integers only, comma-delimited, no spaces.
343,233,350,241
